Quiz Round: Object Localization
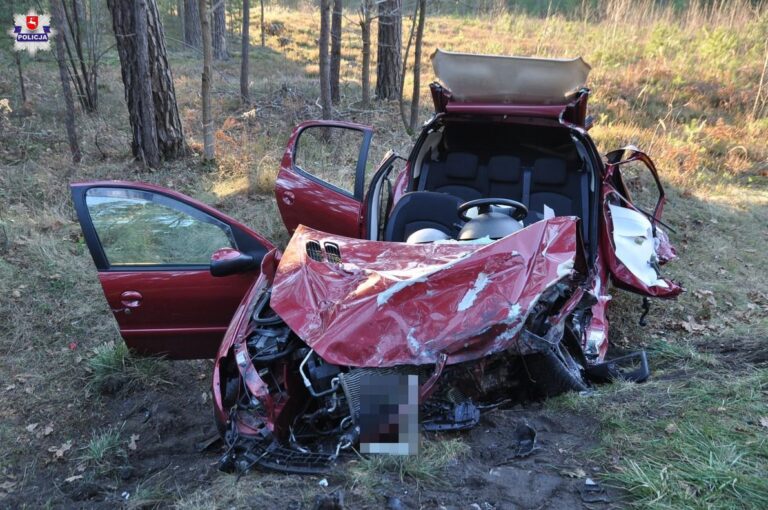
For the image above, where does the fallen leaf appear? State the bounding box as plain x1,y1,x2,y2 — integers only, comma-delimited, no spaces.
64,475,83,483
43,423,54,436
128,434,139,451
760,416,768,429
25,423,39,433
49,440,73,460
560,467,587,478
665,423,678,435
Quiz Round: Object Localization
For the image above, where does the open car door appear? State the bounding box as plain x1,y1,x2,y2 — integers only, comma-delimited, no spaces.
275,120,375,238
71,182,274,359
599,147,682,298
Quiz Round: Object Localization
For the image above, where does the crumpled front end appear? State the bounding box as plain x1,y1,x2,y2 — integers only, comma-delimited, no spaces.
271,218,584,367
214,218,593,474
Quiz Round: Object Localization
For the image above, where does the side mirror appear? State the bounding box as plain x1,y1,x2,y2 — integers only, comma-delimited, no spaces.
210,248,258,277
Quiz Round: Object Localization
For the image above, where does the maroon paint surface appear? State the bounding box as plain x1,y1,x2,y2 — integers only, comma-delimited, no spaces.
73,181,274,359
270,220,579,367
275,120,373,237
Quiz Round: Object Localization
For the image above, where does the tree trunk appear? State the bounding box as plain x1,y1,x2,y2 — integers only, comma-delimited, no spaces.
330,0,342,103
376,0,402,100
398,0,417,131
240,0,250,103
178,0,184,33
108,0,186,163
135,0,160,167
260,0,265,47
212,0,228,60
184,0,201,49
200,0,215,160
51,0,82,163
409,0,426,132
319,0,332,120
359,0,373,107
14,52,26,103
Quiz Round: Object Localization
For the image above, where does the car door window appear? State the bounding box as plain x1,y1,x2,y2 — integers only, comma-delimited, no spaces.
294,126,366,197
85,187,235,266
615,159,662,220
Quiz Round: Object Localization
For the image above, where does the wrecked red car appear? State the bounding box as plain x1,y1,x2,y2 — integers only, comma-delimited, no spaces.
71,51,681,474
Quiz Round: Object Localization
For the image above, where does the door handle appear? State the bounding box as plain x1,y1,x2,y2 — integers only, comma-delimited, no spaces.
282,191,295,205
120,291,143,308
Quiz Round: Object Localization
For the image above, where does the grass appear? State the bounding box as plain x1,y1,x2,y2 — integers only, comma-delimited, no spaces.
347,437,470,490
0,0,767,507
551,343,768,509
79,426,126,475
87,341,169,394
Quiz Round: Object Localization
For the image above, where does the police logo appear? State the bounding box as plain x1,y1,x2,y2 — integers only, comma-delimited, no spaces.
9,11,53,55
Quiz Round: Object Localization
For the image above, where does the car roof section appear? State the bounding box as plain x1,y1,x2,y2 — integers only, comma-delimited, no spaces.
431,49,591,105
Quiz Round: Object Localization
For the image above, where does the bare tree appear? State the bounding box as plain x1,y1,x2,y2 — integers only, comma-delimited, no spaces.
240,0,250,103
14,53,26,104
330,0,342,103
212,0,228,60
56,0,106,113
184,0,201,48
107,0,186,165
376,0,402,100
409,0,426,132
260,0,265,47
319,0,332,119
358,0,374,107
51,0,81,163
200,0,215,160
399,0,418,131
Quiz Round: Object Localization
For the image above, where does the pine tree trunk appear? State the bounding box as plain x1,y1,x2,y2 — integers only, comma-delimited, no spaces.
108,0,186,163
184,0,201,49
14,52,26,103
319,0,332,119
376,0,402,100
330,0,342,103
51,0,82,163
409,0,426,132
200,0,215,160
178,0,184,33
135,0,160,167
241,0,250,103
359,1,373,107
260,0,265,47
212,0,228,60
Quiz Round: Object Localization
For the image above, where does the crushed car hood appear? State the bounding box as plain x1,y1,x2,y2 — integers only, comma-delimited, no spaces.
270,218,581,368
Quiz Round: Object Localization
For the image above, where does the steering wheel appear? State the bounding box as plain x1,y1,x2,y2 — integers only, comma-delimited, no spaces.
458,198,528,222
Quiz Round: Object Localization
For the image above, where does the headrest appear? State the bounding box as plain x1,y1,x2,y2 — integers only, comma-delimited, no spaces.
533,158,568,185
445,152,478,179
487,156,522,182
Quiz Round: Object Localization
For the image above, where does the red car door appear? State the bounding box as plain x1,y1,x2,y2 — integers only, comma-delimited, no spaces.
275,120,375,238
599,146,682,298
71,182,274,359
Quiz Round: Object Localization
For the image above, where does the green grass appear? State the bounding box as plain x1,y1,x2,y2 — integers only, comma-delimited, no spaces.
80,426,126,475
87,341,169,394
551,343,768,509
347,437,470,489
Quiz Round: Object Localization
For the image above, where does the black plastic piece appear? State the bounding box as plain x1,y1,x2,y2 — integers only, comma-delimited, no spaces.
585,350,650,384
422,401,481,431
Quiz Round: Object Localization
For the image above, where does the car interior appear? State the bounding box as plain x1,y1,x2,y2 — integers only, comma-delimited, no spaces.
373,120,595,245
